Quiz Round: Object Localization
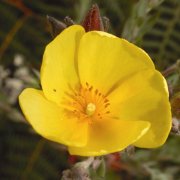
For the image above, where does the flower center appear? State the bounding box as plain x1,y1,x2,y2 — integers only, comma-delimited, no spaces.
86,103,96,116
63,82,110,122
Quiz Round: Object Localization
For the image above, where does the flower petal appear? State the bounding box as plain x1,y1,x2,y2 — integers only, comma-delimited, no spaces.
108,70,171,148
134,97,171,148
78,31,155,94
19,88,88,147
68,119,150,156
41,25,85,105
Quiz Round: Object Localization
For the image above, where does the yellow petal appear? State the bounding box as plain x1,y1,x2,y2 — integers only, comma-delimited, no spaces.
19,88,88,147
41,25,85,105
109,70,171,148
134,98,171,148
78,31,155,94
68,119,150,156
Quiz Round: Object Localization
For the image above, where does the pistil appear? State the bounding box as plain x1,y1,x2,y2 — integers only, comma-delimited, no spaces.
86,103,96,116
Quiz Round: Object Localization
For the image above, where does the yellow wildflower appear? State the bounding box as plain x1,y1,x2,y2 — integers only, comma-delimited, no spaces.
19,25,171,156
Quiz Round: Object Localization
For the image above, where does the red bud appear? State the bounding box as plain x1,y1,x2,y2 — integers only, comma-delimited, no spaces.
82,4,104,32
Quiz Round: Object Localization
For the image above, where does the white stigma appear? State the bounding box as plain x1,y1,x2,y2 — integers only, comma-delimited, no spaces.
86,103,96,116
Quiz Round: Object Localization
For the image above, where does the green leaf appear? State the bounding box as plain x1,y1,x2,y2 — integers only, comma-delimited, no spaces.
0,117,68,179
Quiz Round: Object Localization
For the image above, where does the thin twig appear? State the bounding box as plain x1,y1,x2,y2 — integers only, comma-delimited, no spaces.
3,0,33,15
0,15,28,60
21,139,46,179
162,59,180,77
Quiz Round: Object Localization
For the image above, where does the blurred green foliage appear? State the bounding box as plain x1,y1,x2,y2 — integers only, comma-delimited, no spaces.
0,0,180,179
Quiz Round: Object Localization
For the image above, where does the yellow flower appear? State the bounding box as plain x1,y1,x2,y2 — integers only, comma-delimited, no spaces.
19,25,171,156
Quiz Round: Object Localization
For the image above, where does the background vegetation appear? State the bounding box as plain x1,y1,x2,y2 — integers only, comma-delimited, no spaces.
0,0,180,179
